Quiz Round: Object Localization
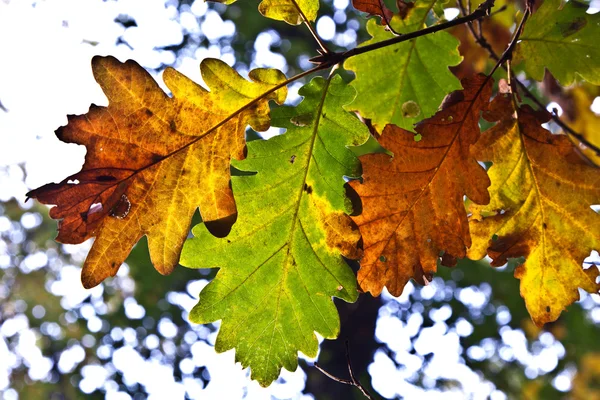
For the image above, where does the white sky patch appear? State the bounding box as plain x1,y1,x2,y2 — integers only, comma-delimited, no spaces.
316,16,336,41
333,0,349,10
546,101,563,116
591,96,600,114
444,8,460,21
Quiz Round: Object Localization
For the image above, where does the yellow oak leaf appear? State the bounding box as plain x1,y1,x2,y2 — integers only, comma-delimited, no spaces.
27,56,287,288
469,94,600,326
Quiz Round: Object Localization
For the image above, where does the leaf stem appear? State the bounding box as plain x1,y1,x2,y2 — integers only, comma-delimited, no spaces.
486,1,530,78
291,0,330,54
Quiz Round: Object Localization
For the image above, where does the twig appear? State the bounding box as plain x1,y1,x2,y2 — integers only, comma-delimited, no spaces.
291,0,330,54
314,341,375,400
379,0,400,36
456,0,600,159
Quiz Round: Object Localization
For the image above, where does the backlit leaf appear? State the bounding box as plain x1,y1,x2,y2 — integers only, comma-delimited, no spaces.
468,94,600,326
27,56,287,288
563,87,600,167
180,74,367,386
209,0,317,24
344,0,463,132
515,0,600,85
351,75,491,296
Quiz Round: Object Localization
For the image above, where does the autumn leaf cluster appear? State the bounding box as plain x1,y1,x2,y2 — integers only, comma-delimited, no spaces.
28,0,600,386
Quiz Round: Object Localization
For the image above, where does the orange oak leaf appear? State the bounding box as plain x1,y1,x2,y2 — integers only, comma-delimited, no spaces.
27,56,287,288
468,94,600,326
350,75,492,296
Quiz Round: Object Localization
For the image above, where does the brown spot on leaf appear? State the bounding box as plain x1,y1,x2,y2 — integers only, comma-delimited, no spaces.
303,183,312,194
145,109,153,117
559,17,587,38
109,194,131,219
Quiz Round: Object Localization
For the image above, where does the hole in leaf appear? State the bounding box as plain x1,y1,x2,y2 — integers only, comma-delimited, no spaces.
88,202,103,215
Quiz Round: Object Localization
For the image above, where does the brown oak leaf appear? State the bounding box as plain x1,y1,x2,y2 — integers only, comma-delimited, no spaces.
350,75,492,296
27,56,287,288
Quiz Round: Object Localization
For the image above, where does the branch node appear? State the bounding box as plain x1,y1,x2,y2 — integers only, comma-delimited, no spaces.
313,341,375,400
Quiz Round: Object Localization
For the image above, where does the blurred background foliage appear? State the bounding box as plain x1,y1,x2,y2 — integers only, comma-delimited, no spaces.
1,0,600,399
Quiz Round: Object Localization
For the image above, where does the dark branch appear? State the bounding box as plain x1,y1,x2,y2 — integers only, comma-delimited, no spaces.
310,0,496,66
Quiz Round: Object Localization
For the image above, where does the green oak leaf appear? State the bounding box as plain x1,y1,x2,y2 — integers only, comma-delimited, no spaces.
515,0,600,85
180,74,368,386
344,0,463,132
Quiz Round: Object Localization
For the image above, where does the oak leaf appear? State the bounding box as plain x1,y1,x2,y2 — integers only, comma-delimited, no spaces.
344,0,463,132
468,94,600,326
27,56,287,288
180,74,367,386
515,0,600,85
350,75,491,296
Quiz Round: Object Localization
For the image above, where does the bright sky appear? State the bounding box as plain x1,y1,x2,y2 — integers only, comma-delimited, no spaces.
1,1,599,399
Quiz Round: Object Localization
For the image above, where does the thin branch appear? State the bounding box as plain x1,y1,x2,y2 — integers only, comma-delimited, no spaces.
314,341,375,400
310,0,496,65
487,1,531,78
290,0,330,54
516,79,600,158
344,341,374,400
456,0,600,159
